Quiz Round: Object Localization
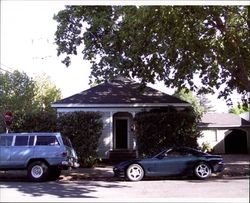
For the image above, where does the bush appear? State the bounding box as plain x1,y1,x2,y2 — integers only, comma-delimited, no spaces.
134,107,201,157
12,111,57,132
56,111,103,167
0,111,57,133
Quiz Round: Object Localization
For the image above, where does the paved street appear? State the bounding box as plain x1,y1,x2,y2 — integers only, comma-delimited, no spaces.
0,154,249,202
0,174,249,202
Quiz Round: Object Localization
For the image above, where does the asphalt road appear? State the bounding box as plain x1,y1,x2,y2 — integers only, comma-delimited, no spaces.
0,154,249,202
0,176,249,202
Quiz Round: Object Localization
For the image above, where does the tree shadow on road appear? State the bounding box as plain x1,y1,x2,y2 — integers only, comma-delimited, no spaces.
0,169,127,198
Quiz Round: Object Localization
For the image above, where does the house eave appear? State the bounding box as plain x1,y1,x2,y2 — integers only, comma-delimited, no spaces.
51,103,191,108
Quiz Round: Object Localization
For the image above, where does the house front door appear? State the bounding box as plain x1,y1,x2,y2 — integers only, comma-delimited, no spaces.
115,118,128,149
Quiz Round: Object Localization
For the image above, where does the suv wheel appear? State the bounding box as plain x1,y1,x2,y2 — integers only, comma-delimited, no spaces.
27,161,49,182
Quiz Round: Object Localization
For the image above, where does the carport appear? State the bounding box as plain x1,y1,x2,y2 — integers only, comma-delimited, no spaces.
199,113,250,154
225,129,248,154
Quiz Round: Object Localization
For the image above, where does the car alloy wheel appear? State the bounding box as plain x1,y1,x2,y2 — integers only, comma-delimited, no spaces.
126,164,144,181
31,165,44,178
194,162,211,179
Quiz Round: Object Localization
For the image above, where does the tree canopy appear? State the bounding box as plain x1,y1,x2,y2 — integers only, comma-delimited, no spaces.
0,70,36,115
229,103,250,114
174,89,205,116
0,70,61,115
54,6,250,103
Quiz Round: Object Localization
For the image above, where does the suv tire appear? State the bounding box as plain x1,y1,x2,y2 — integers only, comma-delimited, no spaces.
27,161,49,182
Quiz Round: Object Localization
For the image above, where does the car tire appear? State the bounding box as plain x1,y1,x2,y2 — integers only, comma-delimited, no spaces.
27,161,49,182
49,167,61,181
194,162,211,179
126,164,144,181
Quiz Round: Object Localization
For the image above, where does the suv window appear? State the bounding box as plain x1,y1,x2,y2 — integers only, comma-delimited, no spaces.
15,136,29,146
0,136,13,146
36,136,59,146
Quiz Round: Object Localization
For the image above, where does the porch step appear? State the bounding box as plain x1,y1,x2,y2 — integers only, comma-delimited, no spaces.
109,150,137,163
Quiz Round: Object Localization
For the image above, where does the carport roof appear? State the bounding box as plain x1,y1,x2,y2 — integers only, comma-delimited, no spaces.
52,77,190,108
200,113,250,128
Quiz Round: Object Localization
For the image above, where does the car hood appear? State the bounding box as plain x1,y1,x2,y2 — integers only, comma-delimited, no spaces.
204,154,223,160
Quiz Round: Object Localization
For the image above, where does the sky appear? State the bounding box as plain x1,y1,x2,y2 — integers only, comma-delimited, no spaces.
0,0,245,113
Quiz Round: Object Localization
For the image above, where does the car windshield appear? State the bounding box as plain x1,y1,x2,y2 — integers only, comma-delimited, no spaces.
152,148,170,158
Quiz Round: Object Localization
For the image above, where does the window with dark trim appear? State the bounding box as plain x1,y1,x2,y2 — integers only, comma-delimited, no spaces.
36,136,59,146
15,136,29,146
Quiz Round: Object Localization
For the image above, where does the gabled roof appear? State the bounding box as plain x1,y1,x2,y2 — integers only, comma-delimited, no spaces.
199,113,250,128
52,78,190,108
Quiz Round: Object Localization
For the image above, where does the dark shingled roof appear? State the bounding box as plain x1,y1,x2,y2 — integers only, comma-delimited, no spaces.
53,78,189,107
200,113,250,127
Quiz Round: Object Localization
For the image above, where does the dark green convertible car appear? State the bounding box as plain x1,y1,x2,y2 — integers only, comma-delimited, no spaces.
113,147,224,181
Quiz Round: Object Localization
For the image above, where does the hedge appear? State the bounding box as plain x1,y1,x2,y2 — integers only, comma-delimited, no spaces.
134,107,201,157
0,110,103,167
56,111,103,167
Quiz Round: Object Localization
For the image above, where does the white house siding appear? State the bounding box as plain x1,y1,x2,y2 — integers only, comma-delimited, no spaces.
198,129,227,153
55,107,147,158
97,112,112,158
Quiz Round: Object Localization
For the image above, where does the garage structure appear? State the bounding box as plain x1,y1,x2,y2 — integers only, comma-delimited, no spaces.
199,113,250,154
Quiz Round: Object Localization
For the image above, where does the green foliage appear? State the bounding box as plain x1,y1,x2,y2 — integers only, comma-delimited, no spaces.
174,89,205,116
56,111,103,167
200,141,213,153
197,94,215,113
229,103,250,114
0,70,36,115
54,6,250,103
0,70,61,132
134,107,201,157
12,111,58,133
34,74,62,112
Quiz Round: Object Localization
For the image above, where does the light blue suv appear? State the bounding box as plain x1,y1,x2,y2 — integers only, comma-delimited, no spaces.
0,132,79,182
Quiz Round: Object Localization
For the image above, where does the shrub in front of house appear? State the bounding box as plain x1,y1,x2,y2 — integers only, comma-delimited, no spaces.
56,111,103,167
12,111,57,132
134,107,201,157
0,111,57,133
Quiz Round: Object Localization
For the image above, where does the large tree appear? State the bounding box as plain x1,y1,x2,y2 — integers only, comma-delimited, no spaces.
0,71,61,114
54,6,250,103
0,70,36,115
34,74,62,112
174,89,205,116
0,70,61,132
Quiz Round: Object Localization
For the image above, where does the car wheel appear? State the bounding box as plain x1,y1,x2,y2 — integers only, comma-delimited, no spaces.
49,167,61,181
194,162,211,179
126,164,144,181
27,161,49,182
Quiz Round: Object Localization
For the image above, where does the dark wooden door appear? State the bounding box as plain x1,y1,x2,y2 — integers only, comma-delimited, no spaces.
115,119,128,149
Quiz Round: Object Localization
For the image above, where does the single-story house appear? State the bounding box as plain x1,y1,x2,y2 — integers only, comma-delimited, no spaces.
52,77,250,159
199,113,250,154
52,77,190,159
